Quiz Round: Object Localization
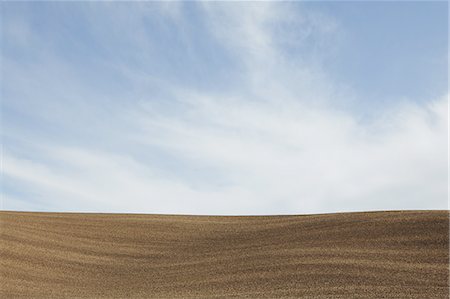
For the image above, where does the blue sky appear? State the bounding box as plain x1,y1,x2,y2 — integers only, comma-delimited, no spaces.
1,1,448,215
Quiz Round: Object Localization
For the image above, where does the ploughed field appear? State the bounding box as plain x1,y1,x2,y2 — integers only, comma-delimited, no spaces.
1,211,448,298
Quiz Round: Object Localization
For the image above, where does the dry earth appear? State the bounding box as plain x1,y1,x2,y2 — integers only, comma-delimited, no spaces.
0,211,448,298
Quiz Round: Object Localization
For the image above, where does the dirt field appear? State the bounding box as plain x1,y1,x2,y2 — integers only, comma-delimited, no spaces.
0,211,448,298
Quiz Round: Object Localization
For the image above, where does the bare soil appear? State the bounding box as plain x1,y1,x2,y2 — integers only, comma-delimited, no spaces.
1,210,448,298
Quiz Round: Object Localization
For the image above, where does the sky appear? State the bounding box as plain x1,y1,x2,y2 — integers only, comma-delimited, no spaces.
1,1,448,215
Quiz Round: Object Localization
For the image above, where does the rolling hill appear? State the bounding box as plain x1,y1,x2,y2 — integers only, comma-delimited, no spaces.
1,210,448,298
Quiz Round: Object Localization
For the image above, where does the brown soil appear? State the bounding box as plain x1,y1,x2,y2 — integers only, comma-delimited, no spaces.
1,210,448,298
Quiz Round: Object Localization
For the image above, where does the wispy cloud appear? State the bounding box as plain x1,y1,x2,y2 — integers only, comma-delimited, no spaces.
2,2,447,214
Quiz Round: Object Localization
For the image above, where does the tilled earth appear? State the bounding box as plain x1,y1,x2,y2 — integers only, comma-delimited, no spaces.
1,210,448,298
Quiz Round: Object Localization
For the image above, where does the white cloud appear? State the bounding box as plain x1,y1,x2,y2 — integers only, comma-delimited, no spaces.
3,93,447,214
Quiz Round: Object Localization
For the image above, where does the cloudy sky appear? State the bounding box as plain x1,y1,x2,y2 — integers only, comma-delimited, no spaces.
1,1,448,215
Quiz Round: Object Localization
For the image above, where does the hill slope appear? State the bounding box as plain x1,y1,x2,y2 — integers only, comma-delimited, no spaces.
1,211,448,298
